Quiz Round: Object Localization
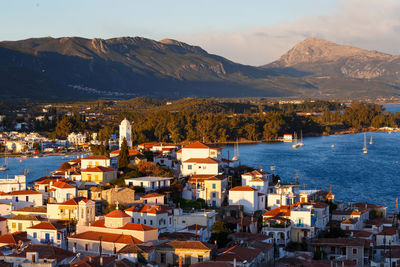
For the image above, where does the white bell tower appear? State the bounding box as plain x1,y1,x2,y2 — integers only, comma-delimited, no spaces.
119,118,132,149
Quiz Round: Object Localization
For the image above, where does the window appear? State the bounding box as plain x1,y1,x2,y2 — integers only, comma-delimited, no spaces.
12,222,16,229
188,165,192,170
212,183,216,189
85,244,88,251
150,220,153,225
131,218,135,223
33,232,37,238
353,248,357,254
140,182,143,187
138,219,140,223
160,253,166,264
15,197,19,202
144,219,147,224
276,199,280,204
198,255,203,262
212,193,216,198
198,166,201,169
18,223,22,231
26,196,29,201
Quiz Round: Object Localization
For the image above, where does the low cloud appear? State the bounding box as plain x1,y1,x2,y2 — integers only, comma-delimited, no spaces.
176,0,400,66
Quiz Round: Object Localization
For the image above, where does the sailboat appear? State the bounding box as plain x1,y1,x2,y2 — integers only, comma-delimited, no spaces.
232,139,240,165
0,153,8,171
369,136,373,145
292,132,300,149
298,130,304,147
363,133,368,154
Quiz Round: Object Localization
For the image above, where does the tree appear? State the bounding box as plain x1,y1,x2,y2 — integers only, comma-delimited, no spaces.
33,142,41,151
118,138,129,170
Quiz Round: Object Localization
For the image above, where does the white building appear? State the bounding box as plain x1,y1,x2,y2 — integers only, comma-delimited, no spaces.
67,132,87,145
267,184,298,209
80,155,111,170
125,204,173,230
241,170,270,194
0,175,26,192
48,181,77,203
119,118,132,149
177,141,222,162
181,158,220,177
124,177,173,192
0,190,43,210
173,208,217,230
140,193,165,205
27,221,67,248
228,186,266,214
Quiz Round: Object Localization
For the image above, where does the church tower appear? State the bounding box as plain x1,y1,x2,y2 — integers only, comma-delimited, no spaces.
119,118,132,149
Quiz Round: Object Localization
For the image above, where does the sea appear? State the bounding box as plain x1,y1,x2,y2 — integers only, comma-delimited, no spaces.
1,104,399,210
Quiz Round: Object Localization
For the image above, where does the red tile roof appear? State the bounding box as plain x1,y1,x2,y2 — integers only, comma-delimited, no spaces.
68,231,142,244
28,222,64,231
110,149,141,157
51,181,75,189
118,223,157,231
10,190,41,195
183,141,221,150
159,240,211,250
58,197,90,206
90,220,106,227
141,193,164,199
9,243,75,262
82,166,116,172
184,157,219,164
125,204,170,215
217,245,262,262
105,209,130,218
13,206,47,213
229,185,256,192
82,155,110,160
0,232,30,246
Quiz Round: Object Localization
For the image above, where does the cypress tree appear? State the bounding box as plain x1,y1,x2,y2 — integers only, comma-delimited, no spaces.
118,138,129,169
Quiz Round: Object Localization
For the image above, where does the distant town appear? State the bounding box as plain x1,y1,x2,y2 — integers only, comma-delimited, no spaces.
0,109,395,267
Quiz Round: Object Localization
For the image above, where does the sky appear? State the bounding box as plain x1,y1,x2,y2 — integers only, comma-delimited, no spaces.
1,0,400,65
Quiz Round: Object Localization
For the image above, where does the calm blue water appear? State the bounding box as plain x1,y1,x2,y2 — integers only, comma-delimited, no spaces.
224,132,400,211
0,154,80,183
383,104,400,114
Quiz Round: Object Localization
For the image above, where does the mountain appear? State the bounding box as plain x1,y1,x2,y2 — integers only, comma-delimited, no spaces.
0,36,298,101
1,36,400,101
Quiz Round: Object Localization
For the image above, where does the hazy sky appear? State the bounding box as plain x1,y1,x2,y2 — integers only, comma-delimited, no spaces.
1,0,399,65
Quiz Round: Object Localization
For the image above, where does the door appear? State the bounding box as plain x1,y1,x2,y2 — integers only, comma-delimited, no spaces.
45,233,50,242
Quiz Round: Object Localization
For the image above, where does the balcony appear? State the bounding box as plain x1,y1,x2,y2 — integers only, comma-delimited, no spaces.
40,239,53,244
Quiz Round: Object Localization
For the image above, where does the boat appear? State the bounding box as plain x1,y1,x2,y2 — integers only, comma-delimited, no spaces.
298,130,304,147
0,153,8,171
369,136,373,145
331,144,335,148
292,132,300,149
363,133,368,154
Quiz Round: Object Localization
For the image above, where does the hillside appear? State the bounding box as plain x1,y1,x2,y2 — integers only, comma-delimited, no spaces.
1,36,400,101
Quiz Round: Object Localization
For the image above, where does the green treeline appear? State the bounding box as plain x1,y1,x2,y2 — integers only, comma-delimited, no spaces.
45,99,400,144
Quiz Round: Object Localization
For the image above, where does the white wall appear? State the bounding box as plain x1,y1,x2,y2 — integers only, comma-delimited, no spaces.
228,191,257,214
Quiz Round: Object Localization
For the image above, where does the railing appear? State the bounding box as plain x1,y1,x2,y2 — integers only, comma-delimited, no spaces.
40,239,53,244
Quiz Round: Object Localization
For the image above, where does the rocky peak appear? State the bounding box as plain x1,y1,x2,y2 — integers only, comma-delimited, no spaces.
277,37,391,66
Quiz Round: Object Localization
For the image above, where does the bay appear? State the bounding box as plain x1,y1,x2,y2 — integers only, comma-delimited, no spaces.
223,132,400,211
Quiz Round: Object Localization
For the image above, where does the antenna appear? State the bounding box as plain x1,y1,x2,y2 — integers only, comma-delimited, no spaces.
295,172,299,184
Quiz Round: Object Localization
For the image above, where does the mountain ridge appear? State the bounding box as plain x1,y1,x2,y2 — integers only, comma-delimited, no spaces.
1,36,400,101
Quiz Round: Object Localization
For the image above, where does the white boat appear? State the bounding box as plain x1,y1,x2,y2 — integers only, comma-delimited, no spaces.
331,144,335,148
0,153,8,171
298,130,304,147
363,133,368,154
369,136,373,145
292,132,300,149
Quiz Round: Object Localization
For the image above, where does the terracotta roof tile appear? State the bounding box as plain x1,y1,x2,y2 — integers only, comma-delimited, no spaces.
141,193,164,199
0,232,29,246
184,157,219,164
10,190,41,195
12,206,47,213
159,240,211,250
118,223,157,231
105,209,130,218
51,181,75,189
28,222,64,231
9,243,74,262
229,185,256,192
68,231,142,244
82,155,110,160
82,166,116,172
